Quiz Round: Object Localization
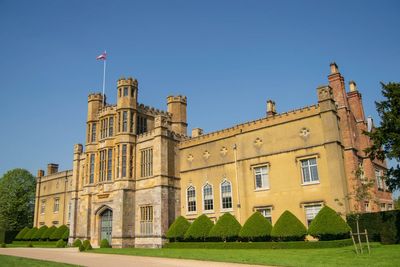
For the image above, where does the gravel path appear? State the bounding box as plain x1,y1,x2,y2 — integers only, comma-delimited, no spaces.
0,247,269,267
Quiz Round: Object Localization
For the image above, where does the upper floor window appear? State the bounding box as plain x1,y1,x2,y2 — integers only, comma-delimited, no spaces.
388,204,393,210
221,180,232,210
140,205,153,235
68,201,72,222
108,117,114,136
91,123,97,142
123,87,129,96
89,154,95,183
99,150,106,181
53,198,60,213
380,203,386,211
187,186,196,213
137,116,148,134
254,166,269,190
304,203,322,226
40,200,46,214
375,169,385,190
203,183,214,211
255,206,272,223
140,148,153,177
107,149,112,181
122,144,127,178
301,158,319,184
122,111,128,132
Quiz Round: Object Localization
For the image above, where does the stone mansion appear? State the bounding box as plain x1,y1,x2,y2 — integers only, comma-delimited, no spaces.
33,63,393,248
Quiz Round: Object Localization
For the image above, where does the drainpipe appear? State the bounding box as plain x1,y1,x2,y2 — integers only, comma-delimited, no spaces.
233,144,241,224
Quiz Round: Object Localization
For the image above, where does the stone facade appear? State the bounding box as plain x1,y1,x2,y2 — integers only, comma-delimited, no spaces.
34,63,393,247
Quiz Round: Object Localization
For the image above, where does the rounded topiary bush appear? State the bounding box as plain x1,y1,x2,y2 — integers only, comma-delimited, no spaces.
166,216,191,242
271,210,307,241
100,239,111,248
56,239,66,248
42,226,57,241
82,240,92,250
50,225,68,241
184,214,214,241
239,212,273,242
15,227,30,241
308,206,351,241
73,239,82,247
78,244,85,252
208,213,242,242
23,227,38,241
33,225,48,241
61,228,69,241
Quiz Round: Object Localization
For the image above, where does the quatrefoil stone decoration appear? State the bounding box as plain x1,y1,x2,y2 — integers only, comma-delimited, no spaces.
220,147,228,157
203,151,210,160
187,154,194,162
299,127,310,138
254,138,263,148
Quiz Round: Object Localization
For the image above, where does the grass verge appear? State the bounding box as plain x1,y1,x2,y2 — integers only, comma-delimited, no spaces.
0,255,78,267
88,243,400,267
8,241,59,248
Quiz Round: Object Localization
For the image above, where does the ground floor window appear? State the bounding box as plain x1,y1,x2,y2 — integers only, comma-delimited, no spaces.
304,204,322,226
140,206,153,235
255,206,272,223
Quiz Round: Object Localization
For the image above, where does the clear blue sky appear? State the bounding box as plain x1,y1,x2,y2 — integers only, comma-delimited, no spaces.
0,0,399,194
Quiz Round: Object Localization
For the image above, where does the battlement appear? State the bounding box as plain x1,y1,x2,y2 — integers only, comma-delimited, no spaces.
167,95,187,104
179,104,319,147
98,105,117,115
137,103,171,117
117,77,138,87
88,93,103,102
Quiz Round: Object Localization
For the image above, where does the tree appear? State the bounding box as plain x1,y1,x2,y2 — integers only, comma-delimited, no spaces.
394,196,400,210
0,169,36,231
364,82,400,191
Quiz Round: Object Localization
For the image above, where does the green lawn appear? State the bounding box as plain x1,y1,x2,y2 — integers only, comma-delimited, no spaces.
88,243,400,267
0,255,78,267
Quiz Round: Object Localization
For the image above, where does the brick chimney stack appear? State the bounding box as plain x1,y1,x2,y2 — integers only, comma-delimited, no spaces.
266,100,277,117
47,163,59,175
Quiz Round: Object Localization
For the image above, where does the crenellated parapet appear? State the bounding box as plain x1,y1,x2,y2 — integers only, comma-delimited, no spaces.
137,103,171,118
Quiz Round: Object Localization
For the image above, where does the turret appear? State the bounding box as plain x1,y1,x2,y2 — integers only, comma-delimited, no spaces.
116,77,138,134
167,95,187,135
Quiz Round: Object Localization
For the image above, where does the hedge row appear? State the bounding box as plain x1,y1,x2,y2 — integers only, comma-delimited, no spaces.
14,225,69,241
164,239,354,249
167,206,350,242
347,210,400,244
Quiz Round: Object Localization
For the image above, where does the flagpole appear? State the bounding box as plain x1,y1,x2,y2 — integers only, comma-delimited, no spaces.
102,53,106,106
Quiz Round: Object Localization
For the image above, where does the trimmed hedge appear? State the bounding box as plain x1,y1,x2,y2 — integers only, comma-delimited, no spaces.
23,227,38,241
100,239,111,248
239,212,272,241
271,211,307,241
15,227,30,241
347,210,400,244
50,225,68,241
164,239,353,249
4,231,19,244
83,240,92,250
166,216,191,242
208,213,242,242
42,226,57,241
56,239,66,248
73,239,82,247
184,214,214,241
62,228,69,241
308,206,351,241
33,226,48,241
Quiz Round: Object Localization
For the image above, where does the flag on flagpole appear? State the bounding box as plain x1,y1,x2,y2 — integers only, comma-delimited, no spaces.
96,51,107,60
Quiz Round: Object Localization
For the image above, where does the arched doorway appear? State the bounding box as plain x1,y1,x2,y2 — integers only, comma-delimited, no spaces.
100,209,112,244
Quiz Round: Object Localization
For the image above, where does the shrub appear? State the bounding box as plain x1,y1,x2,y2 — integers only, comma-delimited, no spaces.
78,244,85,252
4,230,19,244
41,226,57,241
239,212,273,241
1,243,6,248
166,216,191,242
61,228,69,241
308,206,351,241
164,239,353,249
271,211,307,241
82,240,92,250
32,226,48,241
50,225,68,241
15,227,30,241
380,217,398,244
56,239,66,248
27,241,33,247
100,239,111,248
208,213,242,242
184,214,214,241
23,227,38,241
73,239,82,247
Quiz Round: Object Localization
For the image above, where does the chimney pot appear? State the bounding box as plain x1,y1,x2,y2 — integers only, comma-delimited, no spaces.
349,81,357,92
37,170,45,178
330,62,339,74
266,100,276,117
192,128,204,138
